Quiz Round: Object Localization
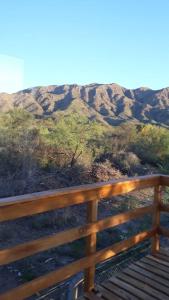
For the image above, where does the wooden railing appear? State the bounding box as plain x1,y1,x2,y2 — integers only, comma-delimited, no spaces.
0,174,169,299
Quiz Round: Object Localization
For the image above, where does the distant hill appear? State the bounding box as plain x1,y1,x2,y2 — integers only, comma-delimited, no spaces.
0,83,169,126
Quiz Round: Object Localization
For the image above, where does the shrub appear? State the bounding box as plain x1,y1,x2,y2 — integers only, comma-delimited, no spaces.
132,124,169,165
111,151,141,175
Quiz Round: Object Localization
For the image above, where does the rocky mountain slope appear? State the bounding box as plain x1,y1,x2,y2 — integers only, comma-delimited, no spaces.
0,83,169,126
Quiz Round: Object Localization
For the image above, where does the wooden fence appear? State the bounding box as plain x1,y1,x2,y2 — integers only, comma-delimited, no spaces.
0,174,169,299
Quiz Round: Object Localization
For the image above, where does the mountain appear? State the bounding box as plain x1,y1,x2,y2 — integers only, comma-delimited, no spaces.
0,83,169,126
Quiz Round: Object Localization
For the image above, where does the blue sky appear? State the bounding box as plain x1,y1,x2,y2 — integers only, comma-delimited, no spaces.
0,0,169,92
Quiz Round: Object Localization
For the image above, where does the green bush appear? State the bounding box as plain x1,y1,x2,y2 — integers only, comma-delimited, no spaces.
132,124,169,165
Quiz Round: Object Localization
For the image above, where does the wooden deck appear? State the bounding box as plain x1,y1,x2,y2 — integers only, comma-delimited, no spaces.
81,249,169,300
1,175,169,299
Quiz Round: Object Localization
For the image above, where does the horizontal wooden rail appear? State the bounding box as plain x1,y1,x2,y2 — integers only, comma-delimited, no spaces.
1,174,169,299
0,175,160,222
0,205,154,265
160,175,169,186
0,229,155,300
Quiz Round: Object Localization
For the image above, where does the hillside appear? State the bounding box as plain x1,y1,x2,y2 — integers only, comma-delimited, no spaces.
0,83,169,126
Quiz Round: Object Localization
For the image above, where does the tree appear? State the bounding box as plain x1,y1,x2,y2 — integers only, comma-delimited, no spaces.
133,124,169,165
40,114,106,168
0,109,40,177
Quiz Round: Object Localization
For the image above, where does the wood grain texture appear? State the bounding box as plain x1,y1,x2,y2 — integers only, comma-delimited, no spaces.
84,200,98,292
0,229,154,300
110,276,154,300
94,249,169,300
97,285,122,300
102,280,138,300
123,267,169,297
0,175,160,221
151,185,162,254
129,263,169,288
160,175,169,186
116,271,167,300
0,205,154,265
0,174,166,300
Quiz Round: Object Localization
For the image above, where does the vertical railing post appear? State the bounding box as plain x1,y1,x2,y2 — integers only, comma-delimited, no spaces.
152,185,162,254
84,199,98,292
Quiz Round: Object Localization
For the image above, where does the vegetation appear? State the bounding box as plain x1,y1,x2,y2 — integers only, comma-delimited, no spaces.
0,109,169,197
1,109,169,296
133,124,169,166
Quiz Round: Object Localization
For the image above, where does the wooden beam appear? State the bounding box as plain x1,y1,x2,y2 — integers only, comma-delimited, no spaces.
160,175,169,186
0,229,155,300
0,205,154,265
0,175,160,222
151,186,162,254
84,200,98,292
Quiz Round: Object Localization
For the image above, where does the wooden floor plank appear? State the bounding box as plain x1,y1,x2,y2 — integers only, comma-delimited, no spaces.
85,292,102,300
102,280,138,300
127,265,169,295
129,263,169,288
116,272,161,300
135,260,169,280
159,248,169,257
155,252,169,263
97,285,122,300
141,257,169,273
120,269,169,300
80,249,169,300
148,254,169,267
109,276,154,300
